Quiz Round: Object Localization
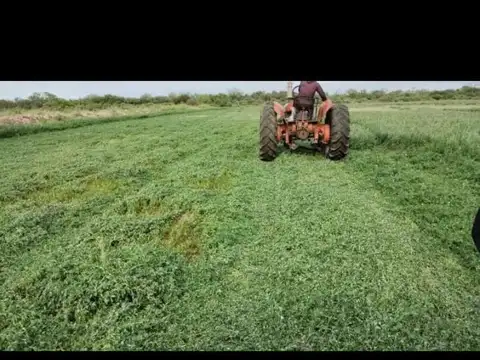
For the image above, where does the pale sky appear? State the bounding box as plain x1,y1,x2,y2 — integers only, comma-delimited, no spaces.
0,81,475,100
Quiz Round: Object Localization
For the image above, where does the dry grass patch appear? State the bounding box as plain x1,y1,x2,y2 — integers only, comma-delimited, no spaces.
162,211,202,259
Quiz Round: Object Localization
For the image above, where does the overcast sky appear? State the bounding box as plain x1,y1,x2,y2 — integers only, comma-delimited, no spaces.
0,81,475,100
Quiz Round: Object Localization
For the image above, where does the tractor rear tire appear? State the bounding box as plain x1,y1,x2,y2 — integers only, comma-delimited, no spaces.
326,104,350,161
259,102,278,161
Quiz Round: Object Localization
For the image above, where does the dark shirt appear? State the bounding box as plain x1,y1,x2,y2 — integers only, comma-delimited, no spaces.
298,81,327,101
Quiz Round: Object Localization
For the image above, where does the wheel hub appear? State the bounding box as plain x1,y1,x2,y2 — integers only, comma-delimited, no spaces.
297,129,309,140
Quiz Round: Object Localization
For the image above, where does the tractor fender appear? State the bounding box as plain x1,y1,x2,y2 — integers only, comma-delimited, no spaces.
273,101,285,118
318,99,334,122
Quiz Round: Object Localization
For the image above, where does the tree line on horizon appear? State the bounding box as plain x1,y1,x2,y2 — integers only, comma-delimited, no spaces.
0,86,479,111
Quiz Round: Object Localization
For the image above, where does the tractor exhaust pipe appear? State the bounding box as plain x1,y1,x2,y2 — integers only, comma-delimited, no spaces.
286,81,295,122
287,81,293,98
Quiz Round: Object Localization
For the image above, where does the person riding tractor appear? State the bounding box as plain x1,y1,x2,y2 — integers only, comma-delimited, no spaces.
259,81,350,161
288,80,329,122
286,81,329,150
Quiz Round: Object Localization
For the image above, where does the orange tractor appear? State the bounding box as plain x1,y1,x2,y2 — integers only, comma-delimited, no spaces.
259,82,350,161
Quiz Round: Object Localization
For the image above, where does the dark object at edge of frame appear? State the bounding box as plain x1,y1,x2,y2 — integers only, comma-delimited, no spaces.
473,208,480,253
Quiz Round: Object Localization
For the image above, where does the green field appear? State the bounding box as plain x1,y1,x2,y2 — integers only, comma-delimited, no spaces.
0,103,479,350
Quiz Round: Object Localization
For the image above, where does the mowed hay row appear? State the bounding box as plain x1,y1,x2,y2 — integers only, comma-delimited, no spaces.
0,105,480,350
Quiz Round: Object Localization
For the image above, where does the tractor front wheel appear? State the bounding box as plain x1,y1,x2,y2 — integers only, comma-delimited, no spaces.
259,102,278,161
326,104,350,160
